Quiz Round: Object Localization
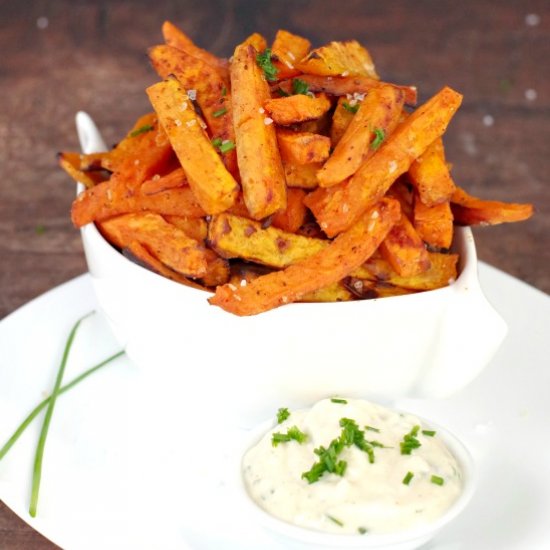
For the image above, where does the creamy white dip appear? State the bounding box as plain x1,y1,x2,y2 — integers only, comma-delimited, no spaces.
242,398,462,534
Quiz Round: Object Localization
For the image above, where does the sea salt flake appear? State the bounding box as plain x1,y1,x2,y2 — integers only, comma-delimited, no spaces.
180,102,188,111
258,107,265,114
287,52,296,61
174,119,182,127
186,119,197,127
187,89,197,100
342,203,350,213
341,71,349,77
264,117,274,125
240,279,247,287
388,160,398,174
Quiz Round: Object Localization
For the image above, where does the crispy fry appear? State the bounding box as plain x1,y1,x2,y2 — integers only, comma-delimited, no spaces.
58,152,99,189
242,33,267,52
271,188,307,233
161,21,228,79
99,213,208,277
163,215,208,242
276,75,417,106
146,77,239,214
208,198,400,315
408,138,455,206
355,251,458,291
271,30,311,80
413,197,454,249
451,187,534,225
148,45,238,178
276,129,331,164
305,87,463,237
140,167,187,195
264,93,332,126
318,86,405,187
230,43,287,219
379,212,431,277
208,212,327,268
295,40,379,79
71,182,205,227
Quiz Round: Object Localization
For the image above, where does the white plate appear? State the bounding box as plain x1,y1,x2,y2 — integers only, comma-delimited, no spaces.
1,264,549,549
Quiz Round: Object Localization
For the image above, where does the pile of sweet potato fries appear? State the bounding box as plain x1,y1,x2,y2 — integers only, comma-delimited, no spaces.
60,22,533,315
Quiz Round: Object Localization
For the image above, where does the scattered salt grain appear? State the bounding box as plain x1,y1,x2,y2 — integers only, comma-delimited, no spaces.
284,60,294,69
264,117,274,125
388,160,397,174
240,279,247,287
371,210,379,219
287,52,296,61
180,102,188,111
187,89,197,100
258,107,265,114
281,296,289,304
342,203,350,213
341,71,349,77
228,283,237,291
186,119,197,127
174,119,182,127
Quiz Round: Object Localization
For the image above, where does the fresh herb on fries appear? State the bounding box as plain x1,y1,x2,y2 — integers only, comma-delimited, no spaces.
61,22,534,316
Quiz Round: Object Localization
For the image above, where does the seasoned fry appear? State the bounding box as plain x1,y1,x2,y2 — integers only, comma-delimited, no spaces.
161,20,229,79
295,40,379,79
408,138,455,206
230,43,287,219
276,129,331,165
163,215,208,242
271,188,307,233
140,167,187,195
208,212,327,268
99,213,208,277
330,97,356,146
242,33,267,52
318,86,405,187
283,160,321,189
305,87,463,237
146,77,239,214
58,152,99,189
451,187,534,225
208,198,400,315
276,75,417,106
271,30,311,80
148,45,238,178
264,93,332,126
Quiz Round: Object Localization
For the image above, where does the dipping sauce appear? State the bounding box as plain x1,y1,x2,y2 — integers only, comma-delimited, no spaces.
242,398,463,535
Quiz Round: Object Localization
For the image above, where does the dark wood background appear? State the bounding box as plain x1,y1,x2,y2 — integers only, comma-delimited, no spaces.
0,0,548,547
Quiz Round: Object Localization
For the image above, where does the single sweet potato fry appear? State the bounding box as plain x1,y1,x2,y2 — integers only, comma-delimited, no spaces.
276,75,417,106
276,129,331,164
271,29,311,80
264,93,331,125
283,160,321,189
318,85,405,187
242,33,267,52
408,138,455,206
58,152,100,189
148,45,238,178
413,197,454,249
71,182,205,227
451,187,534,225
163,215,208,242
330,97,356,146
271,188,307,233
379,212,431,277
162,20,228,80
99,213,208,277
295,40,379,79
208,198,400,315
140,167,187,195
146,77,239,214
305,86,463,237
354,250,458,291
208,212,327,268
230,43,287,219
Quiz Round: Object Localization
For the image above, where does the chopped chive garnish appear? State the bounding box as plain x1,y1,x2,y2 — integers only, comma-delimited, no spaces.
358,526,368,534
365,425,380,433
256,48,278,81
0,349,124,462
342,101,359,114
276,407,290,424
370,127,385,150
292,78,309,95
272,425,308,447
211,137,223,148
402,471,414,485
331,398,347,404
130,124,154,137
326,514,344,527
431,475,445,486
219,140,236,153
400,425,421,455
277,87,290,97
35,224,46,235
221,85,227,96
29,312,94,517
212,107,227,118
422,430,436,437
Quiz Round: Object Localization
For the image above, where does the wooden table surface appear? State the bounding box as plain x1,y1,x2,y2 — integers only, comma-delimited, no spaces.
0,0,548,547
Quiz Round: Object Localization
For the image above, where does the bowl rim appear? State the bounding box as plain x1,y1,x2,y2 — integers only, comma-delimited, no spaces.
237,407,477,548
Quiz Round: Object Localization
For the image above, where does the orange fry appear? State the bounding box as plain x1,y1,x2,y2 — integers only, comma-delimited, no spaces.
264,93,332,126
413,197,454,250
276,129,331,165
271,29,311,80
146,77,239,214
451,187,534,225
208,198,400,315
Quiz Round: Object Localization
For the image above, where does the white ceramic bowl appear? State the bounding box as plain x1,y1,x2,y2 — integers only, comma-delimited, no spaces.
237,411,476,550
75,112,507,429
